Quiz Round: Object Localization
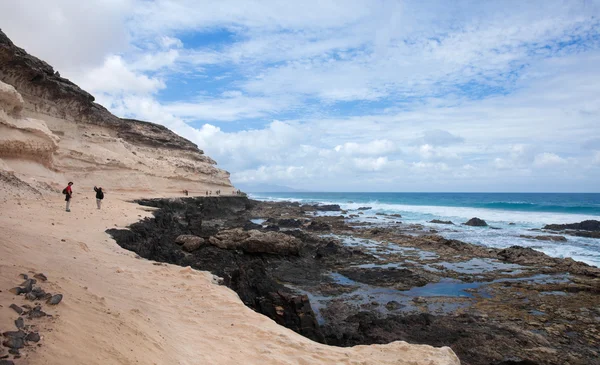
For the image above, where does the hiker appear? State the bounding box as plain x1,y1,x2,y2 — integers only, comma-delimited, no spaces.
63,182,73,212
94,186,104,209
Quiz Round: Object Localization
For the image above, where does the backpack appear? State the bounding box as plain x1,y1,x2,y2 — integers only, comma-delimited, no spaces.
62,188,67,195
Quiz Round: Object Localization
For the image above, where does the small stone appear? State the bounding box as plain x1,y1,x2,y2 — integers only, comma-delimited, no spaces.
9,304,22,315
14,317,24,329
25,332,40,343
25,292,37,301
61,239,66,242
28,307,47,319
19,279,35,293
33,273,47,282
8,288,23,296
47,294,63,305
0,359,15,365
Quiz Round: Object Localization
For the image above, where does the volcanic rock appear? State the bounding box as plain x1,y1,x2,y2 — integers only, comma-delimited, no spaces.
463,217,488,227
24,332,40,343
520,235,567,242
175,235,205,252
209,229,303,255
543,220,600,231
47,294,63,305
357,207,372,211
430,219,454,225
8,305,22,315
14,318,24,329
305,221,331,231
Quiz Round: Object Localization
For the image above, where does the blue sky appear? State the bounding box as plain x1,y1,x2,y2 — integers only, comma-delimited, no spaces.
1,0,600,191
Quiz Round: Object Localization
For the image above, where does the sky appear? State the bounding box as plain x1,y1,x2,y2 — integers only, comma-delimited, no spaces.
1,0,600,192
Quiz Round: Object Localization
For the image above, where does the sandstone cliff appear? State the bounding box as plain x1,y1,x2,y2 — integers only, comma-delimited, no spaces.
0,29,232,199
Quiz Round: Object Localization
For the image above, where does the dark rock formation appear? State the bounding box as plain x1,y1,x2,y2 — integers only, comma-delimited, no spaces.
305,221,331,231
430,219,454,225
463,217,488,227
357,207,372,211
306,204,341,211
544,220,600,232
519,235,567,242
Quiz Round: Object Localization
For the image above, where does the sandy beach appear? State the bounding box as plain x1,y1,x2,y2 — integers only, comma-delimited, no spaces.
0,192,459,364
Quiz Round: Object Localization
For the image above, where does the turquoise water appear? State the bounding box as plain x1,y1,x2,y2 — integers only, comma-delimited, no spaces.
250,192,600,267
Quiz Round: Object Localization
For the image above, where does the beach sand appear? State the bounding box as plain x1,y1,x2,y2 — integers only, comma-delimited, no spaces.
0,192,459,365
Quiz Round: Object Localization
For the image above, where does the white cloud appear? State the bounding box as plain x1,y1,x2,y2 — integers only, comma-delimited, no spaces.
533,153,567,168
334,140,397,156
79,55,165,95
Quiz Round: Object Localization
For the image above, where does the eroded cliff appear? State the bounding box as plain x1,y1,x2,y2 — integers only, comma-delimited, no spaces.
0,29,231,199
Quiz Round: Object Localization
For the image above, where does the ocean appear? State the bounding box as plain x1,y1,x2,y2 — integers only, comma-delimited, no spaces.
249,192,600,267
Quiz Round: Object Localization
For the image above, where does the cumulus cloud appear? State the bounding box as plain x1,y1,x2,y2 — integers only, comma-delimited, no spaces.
533,153,567,168
79,55,166,95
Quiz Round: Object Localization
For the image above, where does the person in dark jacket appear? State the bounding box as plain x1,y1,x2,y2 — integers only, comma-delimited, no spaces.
94,186,104,209
64,182,73,212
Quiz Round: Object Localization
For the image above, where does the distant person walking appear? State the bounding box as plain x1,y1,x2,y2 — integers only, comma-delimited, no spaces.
94,186,104,209
63,182,73,212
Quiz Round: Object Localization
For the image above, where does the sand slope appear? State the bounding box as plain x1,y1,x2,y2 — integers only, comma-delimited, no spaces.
0,193,460,365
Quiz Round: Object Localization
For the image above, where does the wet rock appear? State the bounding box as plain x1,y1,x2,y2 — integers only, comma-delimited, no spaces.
305,221,331,231
8,305,22,315
308,204,341,211
24,332,40,343
357,207,372,211
519,235,567,242
385,300,402,311
339,267,428,290
33,273,48,281
275,218,303,228
14,317,24,329
430,219,454,225
463,217,488,226
0,359,15,365
47,294,63,305
242,221,262,230
263,225,280,232
544,220,600,232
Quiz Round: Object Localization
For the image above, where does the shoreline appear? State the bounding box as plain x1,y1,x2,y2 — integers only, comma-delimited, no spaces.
0,194,459,364
108,196,600,365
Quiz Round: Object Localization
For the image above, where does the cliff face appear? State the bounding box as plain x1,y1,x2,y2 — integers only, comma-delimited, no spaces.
0,29,232,198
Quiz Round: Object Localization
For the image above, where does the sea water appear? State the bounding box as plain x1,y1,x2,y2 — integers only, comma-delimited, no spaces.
249,192,600,267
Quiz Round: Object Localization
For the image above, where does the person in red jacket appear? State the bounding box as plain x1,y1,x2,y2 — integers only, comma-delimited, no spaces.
64,182,73,212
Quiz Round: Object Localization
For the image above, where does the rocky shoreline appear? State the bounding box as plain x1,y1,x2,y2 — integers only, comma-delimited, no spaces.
108,197,600,365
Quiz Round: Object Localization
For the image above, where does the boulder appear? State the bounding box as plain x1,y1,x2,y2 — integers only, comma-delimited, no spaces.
175,235,205,252
357,207,372,211
463,217,488,227
208,229,303,255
